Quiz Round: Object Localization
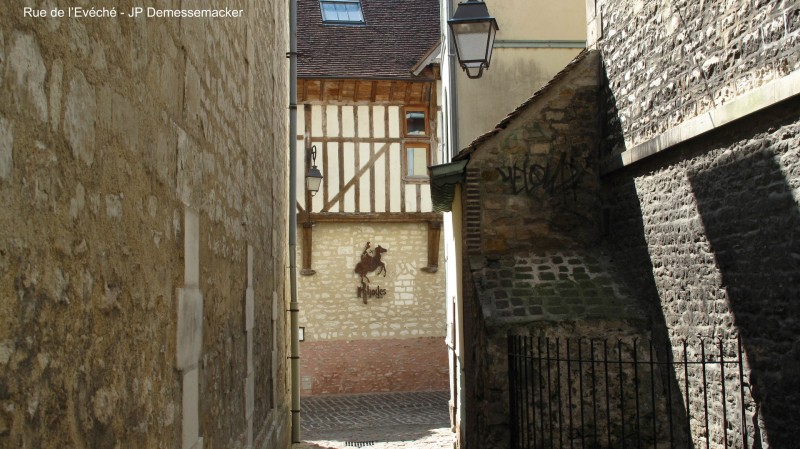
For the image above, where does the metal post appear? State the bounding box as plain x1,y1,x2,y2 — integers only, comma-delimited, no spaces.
288,0,301,440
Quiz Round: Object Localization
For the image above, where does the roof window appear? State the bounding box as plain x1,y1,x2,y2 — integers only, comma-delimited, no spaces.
320,0,364,24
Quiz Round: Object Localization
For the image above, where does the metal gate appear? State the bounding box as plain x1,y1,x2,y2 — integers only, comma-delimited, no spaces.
508,335,751,449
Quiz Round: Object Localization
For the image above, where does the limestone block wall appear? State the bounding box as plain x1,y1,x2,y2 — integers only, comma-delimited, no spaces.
0,3,289,448
298,221,447,395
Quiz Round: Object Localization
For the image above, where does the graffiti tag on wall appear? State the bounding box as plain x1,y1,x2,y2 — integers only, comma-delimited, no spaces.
496,152,586,201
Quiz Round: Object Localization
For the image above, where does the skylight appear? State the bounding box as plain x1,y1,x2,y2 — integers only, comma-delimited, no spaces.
320,0,364,24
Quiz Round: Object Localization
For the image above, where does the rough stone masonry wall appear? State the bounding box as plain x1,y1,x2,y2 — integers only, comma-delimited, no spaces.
0,2,290,448
595,0,800,153
298,221,447,395
461,51,663,449
596,1,800,446
467,51,603,254
603,96,800,449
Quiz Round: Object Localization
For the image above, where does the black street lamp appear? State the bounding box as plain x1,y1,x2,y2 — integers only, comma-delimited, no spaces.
306,145,323,194
447,0,499,79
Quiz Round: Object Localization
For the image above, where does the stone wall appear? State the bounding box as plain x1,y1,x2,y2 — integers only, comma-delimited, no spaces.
593,0,800,153
602,97,800,449
298,221,447,395
462,51,603,255
468,250,643,325
0,3,290,448
594,1,800,447
458,50,664,449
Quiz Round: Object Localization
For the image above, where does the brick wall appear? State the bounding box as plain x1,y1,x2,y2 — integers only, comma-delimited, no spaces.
300,337,448,396
0,3,289,448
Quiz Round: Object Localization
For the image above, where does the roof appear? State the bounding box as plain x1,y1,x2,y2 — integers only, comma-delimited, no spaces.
453,49,592,161
298,0,440,80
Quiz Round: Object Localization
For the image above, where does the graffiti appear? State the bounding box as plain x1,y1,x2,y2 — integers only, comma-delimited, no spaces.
496,152,586,201
354,241,388,304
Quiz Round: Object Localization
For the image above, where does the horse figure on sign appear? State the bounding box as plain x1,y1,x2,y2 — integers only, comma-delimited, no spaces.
354,241,387,284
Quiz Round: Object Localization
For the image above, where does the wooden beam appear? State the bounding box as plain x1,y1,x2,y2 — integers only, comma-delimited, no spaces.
300,222,316,275
323,143,390,211
299,212,442,223
421,220,442,273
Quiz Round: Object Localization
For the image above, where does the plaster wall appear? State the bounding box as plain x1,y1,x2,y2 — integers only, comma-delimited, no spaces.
454,0,586,147
492,0,586,42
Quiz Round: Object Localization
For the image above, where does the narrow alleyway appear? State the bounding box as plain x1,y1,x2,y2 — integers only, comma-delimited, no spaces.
292,391,453,449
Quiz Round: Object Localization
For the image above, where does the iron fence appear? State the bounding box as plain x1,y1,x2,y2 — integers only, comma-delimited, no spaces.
508,335,751,449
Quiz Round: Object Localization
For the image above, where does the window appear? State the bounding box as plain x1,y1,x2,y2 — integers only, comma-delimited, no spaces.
405,144,430,179
320,0,364,23
404,107,427,136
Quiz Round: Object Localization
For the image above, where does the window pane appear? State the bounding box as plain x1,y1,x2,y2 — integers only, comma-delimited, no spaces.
413,148,427,176
333,3,348,20
407,147,428,177
406,111,426,136
321,2,337,20
321,1,363,22
345,3,363,22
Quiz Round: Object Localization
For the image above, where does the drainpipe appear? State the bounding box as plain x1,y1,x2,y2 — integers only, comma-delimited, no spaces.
447,0,459,159
288,0,301,442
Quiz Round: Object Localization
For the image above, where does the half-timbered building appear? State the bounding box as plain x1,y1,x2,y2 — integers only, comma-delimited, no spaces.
295,0,447,396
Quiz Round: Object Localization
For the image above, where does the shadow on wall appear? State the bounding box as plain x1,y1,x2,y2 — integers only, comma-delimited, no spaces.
599,62,695,448
603,74,800,447
601,179,695,447
689,138,800,448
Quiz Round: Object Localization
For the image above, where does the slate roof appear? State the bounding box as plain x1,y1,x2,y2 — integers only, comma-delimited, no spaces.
298,0,440,80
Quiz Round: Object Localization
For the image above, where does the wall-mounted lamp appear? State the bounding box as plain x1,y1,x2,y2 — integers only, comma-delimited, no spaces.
447,0,499,79
306,145,323,195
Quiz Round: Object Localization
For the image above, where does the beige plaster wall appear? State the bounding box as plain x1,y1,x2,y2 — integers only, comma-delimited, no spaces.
298,222,446,342
493,0,586,41
457,48,583,146
454,0,586,147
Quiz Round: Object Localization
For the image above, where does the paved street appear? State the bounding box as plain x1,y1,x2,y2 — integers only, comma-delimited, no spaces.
292,390,453,449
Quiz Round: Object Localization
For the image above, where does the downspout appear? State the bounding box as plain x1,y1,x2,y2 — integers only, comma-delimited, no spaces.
288,0,301,442
447,0,459,159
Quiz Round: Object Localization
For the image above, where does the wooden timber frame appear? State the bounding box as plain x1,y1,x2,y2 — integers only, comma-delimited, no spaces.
298,77,437,104
298,76,442,275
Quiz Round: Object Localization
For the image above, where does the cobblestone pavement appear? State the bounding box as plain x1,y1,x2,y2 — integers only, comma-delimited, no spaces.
292,390,453,449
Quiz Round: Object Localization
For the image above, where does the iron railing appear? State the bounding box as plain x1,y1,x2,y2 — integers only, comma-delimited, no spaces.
508,335,751,449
